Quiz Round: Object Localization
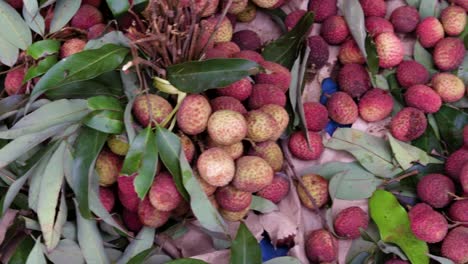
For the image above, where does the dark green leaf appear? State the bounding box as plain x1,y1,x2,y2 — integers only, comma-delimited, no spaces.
126,248,154,264
261,8,287,33
0,36,19,67
71,127,107,218
118,227,155,264
262,12,314,68
8,236,35,264
30,44,129,102
83,110,124,134
339,0,367,58
24,56,58,82
0,1,32,50
106,0,130,17
87,96,123,112
433,105,468,152
365,35,379,74
165,259,208,264
419,0,437,19
167,59,259,93
412,125,443,154
49,0,81,33
230,222,261,264
155,127,189,200
369,190,429,264
26,40,60,60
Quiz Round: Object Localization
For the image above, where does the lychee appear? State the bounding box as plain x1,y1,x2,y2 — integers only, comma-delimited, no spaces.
297,174,329,209
327,92,359,125
96,149,122,187
390,107,427,142
285,10,306,31
251,0,283,9
191,0,219,17
259,104,289,140
107,134,130,156
375,32,404,68
416,17,444,48
333,206,369,239
82,0,101,7
338,63,371,98
236,1,256,22
404,85,442,114
445,148,468,179
303,102,329,132
226,0,248,14
461,163,468,193
396,60,430,88
409,203,448,243
210,96,247,114
308,35,330,70
172,199,190,218
232,50,264,64
288,131,324,161
4,67,26,96
117,175,140,212
441,5,467,36
338,39,365,65
197,147,235,187
308,0,337,23
149,172,182,212
431,73,465,103
233,156,274,192
217,78,252,101
122,209,143,232
249,141,283,172
359,0,386,17
255,61,292,93
390,6,419,33
232,30,261,51
194,170,217,196
201,16,233,43
87,23,108,39
441,227,468,264
464,125,468,147
207,110,248,145
365,16,394,36
5,0,23,9
305,229,338,263
321,16,350,45
138,198,171,228
60,38,87,58
246,110,278,142
448,200,468,226
70,4,103,30
433,37,466,71
385,259,409,264
248,84,287,109
206,137,244,160
176,94,212,135
257,174,289,203
358,88,394,122
133,94,173,127
417,174,455,208
451,0,468,11
180,133,196,163
220,206,250,221
205,48,229,59
99,187,115,212
215,185,252,211
214,41,240,57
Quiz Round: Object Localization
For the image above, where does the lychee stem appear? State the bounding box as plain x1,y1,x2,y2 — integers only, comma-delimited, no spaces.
381,170,419,187
448,192,468,200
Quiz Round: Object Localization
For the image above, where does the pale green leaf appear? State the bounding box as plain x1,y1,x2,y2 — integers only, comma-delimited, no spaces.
338,0,367,58
46,239,85,264
85,31,131,50
117,227,155,264
26,237,47,264
49,0,81,33
0,36,19,66
22,0,45,36
0,1,32,49
250,196,278,213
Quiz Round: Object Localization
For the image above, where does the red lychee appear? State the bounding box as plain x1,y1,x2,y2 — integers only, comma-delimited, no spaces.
308,0,337,23
96,149,122,187
177,94,212,135
297,174,329,209
220,206,250,221
305,229,338,263
321,16,350,45
338,38,365,65
133,94,173,127
215,185,252,211
303,102,329,132
60,38,87,58
390,107,427,142
232,30,261,51
358,88,394,122
4,67,26,95
122,209,143,232
117,175,140,212
205,48,229,59
232,50,264,64
375,32,404,68
259,104,289,140
257,174,290,203
248,141,283,172
449,200,468,226
214,41,240,57
416,17,444,48
396,60,430,88
365,16,394,36
201,16,233,43
404,85,442,114
99,187,115,212
248,84,287,109
440,5,467,36
390,6,419,33
70,4,103,30
433,37,466,71
385,260,409,264
233,156,274,192
5,0,23,9
432,73,466,103
288,131,324,161
445,148,468,179
308,35,330,70
327,92,359,125
197,147,235,187
409,203,448,243
441,227,468,264
180,133,196,163
149,172,182,212
245,110,278,142
333,206,369,239
138,198,171,228
285,10,306,31
461,163,468,194
87,23,108,39
338,63,371,98
217,78,252,101
255,61,291,93
82,0,101,7
207,110,248,146
359,0,386,17
210,96,247,114
417,174,455,208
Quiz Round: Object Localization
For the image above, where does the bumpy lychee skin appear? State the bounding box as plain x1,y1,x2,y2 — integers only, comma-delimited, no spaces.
96,150,122,186
214,42,240,57
149,172,182,212
432,73,466,103
390,6,419,33
251,0,283,8
441,227,468,264
321,16,350,45
416,17,445,48
138,198,171,228
226,0,248,14
303,102,329,132
256,61,292,93
60,38,87,58
359,0,386,17
308,36,330,69
358,88,394,122
334,206,369,239
87,23,108,39
177,94,212,135
285,10,306,31
257,174,290,203
297,174,329,209
82,0,101,7
99,187,115,212
194,171,217,196
205,48,229,59
133,94,173,127
180,133,196,163
202,16,233,43
445,148,468,179
215,185,252,212
232,50,264,64
305,229,338,263
396,60,430,88
338,63,371,98
288,131,324,161
210,96,247,114
327,92,358,125
207,110,248,145
308,0,337,23
4,67,26,96
449,200,468,226
441,6,467,36
246,110,278,142
417,174,455,208
5,0,23,9
390,107,427,142
375,32,404,68
122,209,143,232
197,147,235,187
338,39,365,65
259,104,289,140
233,156,274,192
433,37,466,71
248,84,287,109
385,260,409,264
70,4,103,30
461,163,468,194
118,175,140,212
232,30,262,51
365,16,394,36
206,137,244,160
404,85,442,114
107,134,129,156
220,207,250,221
236,1,257,22
188,0,219,17
217,78,252,101
452,0,468,11
409,203,448,243
249,141,284,172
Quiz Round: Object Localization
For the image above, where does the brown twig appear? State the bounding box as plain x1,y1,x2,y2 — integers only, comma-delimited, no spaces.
381,170,419,187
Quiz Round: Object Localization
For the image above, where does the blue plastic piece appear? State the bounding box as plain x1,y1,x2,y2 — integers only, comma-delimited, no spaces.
260,233,289,262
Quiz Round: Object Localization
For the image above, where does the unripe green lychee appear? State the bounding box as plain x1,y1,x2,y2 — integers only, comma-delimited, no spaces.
417,174,455,208
288,131,324,161
226,0,248,15
358,88,394,122
177,94,212,135
257,174,290,203
327,92,358,125
440,5,466,36
246,110,278,142
431,73,465,103
375,32,404,68
409,203,448,243
305,229,338,263
416,17,444,48
233,156,274,192
197,147,235,187
249,141,283,172
390,107,427,141
236,1,256,22
215,185,252,212
251,0,282,9
333,206,368,239
207,110,248,146
107,134,129,156
138,198,171,228
149,172,182,212
297,174,329,210
133,94,173,127
201,16,233,43
96,149,122,186
259,104,289,140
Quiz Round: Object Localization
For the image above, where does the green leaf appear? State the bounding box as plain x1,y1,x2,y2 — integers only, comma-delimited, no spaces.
412,125,443,154
26,40,60,60
326,128,402,178
71,127,108,218
339,0,367,58
46,239,85,264
83,110,124,134
106,0,130,17
0,36,19,66
85,31,131,50
369,190,429,264
250,196,278,213
406,0,420,7
419,0,437,19
8,236,35,264
263,257,301,264
346,227,376,263
167,59,259,93
374,74,389,90
413,41,436,73
30,44,129,102
49,0,81,33
427,254,455,264
126,248,154,264
365,35,379,74
262,12,314,68
165,259,208,264
24,55,58,82
0,1,32,50
25,237,47,264
22,0,45,36
88,96,123,112
261,8,287,33
329,170,383,200
377,240,408,260
117,227,155,264
433,105,468,152
156,127,189,200
230,222,261,264
458,54,468,85
296,46,312,146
